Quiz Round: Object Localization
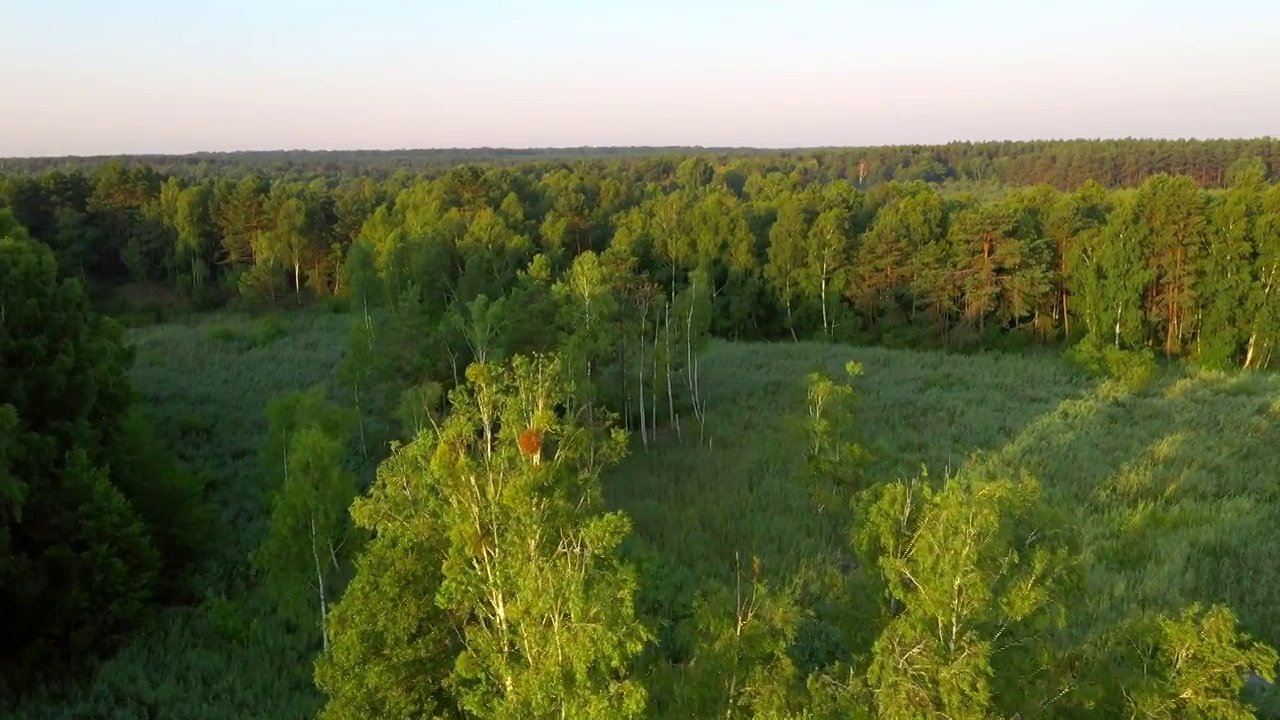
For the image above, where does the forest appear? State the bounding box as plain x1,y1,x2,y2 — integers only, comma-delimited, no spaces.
3,136,1278,188
3,139,1280,718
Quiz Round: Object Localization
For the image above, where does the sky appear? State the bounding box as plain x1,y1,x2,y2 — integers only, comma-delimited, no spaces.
3,0,1279,156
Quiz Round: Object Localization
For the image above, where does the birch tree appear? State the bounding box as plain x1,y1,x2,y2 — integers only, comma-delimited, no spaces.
1137,174,1205,356
323,355,649,718
807,204,853,339
554,250,619,411
856,472,1069,719
253,388,357,649
253,426,356,650
1244,184,1280,369
1195,164,1262,369
765,198,810,341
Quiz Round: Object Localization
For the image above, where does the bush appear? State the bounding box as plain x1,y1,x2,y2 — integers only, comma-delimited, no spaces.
1066,336,1156,391
106,411,211,599
250,315,289,347
201,315,289,350
203,322,243,345
318,295,350,314
237,264,287,303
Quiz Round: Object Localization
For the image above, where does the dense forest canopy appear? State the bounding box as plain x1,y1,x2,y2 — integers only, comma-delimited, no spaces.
3,139,1279,371
5,138,1280,717
2,137,1276,187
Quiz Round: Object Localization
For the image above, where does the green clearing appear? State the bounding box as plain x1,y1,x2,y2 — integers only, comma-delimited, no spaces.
607,342,1090,582
18,312,1280,717
610,341,1280,714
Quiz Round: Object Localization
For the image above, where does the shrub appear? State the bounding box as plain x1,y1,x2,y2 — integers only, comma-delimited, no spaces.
1066,336,1156,391
250,315,289,347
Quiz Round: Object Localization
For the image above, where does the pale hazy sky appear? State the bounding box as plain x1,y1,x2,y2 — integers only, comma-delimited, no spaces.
3,0,1278,157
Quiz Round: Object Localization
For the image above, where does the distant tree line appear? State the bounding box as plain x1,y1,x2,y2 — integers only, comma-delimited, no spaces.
2,137,1276,187
4,149,1279,373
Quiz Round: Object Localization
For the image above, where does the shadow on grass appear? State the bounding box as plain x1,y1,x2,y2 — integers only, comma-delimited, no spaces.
969,368,1280,713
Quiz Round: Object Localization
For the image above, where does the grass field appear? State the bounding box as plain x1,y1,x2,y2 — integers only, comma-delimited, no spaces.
608,341,1280,713
17,312,1280,717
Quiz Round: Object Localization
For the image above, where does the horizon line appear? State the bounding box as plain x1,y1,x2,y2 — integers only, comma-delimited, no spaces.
3,135,1277,162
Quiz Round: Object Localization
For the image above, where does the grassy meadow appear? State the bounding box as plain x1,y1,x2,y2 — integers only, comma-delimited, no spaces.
610,341,1280,714
17,311,1280,717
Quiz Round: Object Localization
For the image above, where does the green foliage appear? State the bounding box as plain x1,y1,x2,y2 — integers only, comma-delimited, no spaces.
10,311,349,719
0,405,19,567
555,250,620,396
11,146,1280,371
251,313,289,346
654,557,811,719
607,341,1280,718
1065,335,1157,391
855,472,1068,718
315,440,456,719
14,306,1280,718
439,356,647,718
105,409,212,596
252,392,358,647
803,361,870,506
6,450,160,686
0,227,204,693
260,387,356,487
321,354,649,719
13,140,1280,720
1099,605,1277,719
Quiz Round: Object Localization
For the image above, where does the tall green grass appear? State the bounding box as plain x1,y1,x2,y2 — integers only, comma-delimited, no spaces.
606,341,1091,584
607,341,1280,712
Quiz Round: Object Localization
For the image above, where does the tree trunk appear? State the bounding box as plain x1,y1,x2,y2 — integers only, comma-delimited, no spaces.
665,303,677,440
354,378,367,459
1246,261,1280,369
652,307,660,437
1114,302,1123,349
694,355,706,445
311,515,329,652
686,294,697,419
820,259,830,338
1166,247,1182,357
638,323,648,449
1060,255,1070,338
281,432,290,486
